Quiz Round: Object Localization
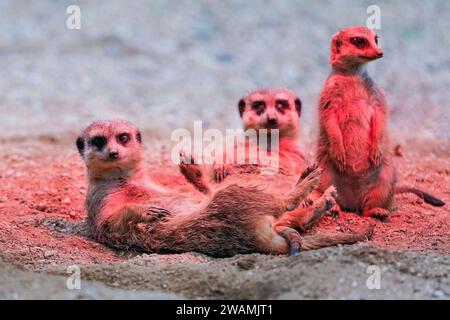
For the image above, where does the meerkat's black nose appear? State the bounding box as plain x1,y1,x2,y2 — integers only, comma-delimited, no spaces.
109,151,119,160
268,118,278,127
377,52,383,58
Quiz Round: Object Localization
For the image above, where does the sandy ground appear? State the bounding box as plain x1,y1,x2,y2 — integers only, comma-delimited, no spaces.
0,139,449,299
0,0,449,299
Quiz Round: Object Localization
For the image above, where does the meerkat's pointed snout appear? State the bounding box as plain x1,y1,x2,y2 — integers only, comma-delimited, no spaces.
329,26,383,68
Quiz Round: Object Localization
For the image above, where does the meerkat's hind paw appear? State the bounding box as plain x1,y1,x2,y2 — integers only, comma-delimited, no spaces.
323,185,337,200
363,208,390,220
313,186,337,211
299,163,319,180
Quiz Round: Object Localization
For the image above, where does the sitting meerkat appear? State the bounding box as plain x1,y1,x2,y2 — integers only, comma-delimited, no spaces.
212,88,309,182
76,120,372,257
316,26,445,219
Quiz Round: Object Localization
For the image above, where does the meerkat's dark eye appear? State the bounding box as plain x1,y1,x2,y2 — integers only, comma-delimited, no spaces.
374,35,379,45
276,100,289,112
117,133,130,144
251,101,266,114
350,37,368,48
89,136,107,150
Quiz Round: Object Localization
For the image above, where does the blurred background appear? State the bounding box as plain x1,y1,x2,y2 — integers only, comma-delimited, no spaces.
0,0,449,154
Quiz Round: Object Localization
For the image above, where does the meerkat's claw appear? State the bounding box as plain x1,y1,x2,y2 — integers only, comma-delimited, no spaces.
146,206,171,220
300,163,319,180
370,148,383,167
335,154,346,173
301,197,314,208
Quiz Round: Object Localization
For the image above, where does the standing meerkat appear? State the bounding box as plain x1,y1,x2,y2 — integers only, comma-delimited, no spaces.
76,120,372,257
317,26,444,219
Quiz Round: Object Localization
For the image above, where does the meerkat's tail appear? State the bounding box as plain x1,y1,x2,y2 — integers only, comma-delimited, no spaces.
299,224,375,251
396,186,445,207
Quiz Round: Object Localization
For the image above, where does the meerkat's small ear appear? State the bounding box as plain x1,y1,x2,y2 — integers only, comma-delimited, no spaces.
238,98,246,118
294,98,302,117
330,32,342,64
76,137,85,156
136,131,142,143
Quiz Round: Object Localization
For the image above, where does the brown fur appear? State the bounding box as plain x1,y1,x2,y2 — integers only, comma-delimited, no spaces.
77,120,371,257
317,26,444,219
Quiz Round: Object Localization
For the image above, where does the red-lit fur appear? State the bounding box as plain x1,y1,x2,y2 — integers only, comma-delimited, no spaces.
317,26,444,219
212,88,308,182
78,120,372,257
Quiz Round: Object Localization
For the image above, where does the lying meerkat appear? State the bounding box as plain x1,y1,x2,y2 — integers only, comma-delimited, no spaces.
316,26,445,219
76,120,372,257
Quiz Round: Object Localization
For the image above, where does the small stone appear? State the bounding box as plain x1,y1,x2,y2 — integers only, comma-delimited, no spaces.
44,250,57,258
394,145,404,157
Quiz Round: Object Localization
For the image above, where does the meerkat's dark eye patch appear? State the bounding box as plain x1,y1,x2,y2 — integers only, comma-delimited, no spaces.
294,98,302,116
276,99,289,112
350,37,368,48
76,137,85,156
117,133,130,144
374,35,379,45
89,136,107,150
335,39,342,54
136,131,142,143
238,99,246,118
251,101,266,115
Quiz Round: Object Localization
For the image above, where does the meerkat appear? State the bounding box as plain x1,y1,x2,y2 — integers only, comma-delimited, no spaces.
212,88,308,182
316,26,445,219
76,120,372,257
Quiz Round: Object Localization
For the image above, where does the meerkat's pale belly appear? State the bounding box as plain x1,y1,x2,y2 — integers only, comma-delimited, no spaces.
339,99,374,173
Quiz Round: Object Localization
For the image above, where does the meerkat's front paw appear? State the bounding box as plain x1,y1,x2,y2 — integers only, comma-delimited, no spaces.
144,206,171,221
299,163,319,180
332,152,346,173
179,152,210,195
369,147,383,167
